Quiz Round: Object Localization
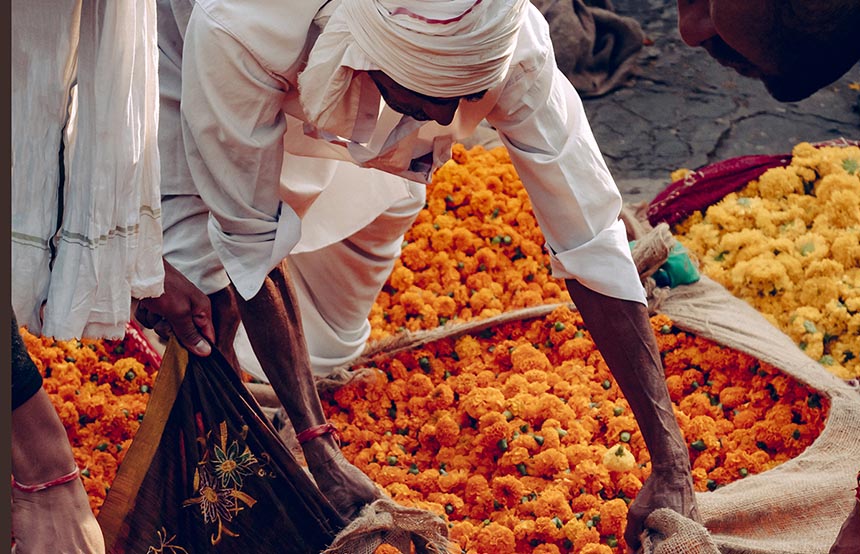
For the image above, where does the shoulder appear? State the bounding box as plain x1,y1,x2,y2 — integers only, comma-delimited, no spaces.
191,0,330,76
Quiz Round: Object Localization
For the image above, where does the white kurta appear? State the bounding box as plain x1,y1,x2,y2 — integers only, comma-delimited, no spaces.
11,0,164,340
177,0,645,305
157,0,425,379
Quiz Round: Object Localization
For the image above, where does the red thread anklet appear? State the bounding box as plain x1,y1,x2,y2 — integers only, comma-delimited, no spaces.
296,422,341,446
12,467,81,493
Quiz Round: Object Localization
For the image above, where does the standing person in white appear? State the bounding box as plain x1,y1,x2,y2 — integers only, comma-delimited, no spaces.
11,0,162,551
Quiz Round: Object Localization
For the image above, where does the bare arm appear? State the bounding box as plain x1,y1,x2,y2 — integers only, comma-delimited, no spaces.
12,389,105,554
566,279,698,550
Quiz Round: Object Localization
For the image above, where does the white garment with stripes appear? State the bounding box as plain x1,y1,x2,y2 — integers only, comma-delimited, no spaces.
11,0,163,340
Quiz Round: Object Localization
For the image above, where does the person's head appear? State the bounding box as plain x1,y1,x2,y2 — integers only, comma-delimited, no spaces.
367,70,487,126
677,0,860,102
299,0,527,136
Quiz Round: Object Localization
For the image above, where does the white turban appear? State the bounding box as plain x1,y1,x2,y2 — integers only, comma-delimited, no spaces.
299,0,528,139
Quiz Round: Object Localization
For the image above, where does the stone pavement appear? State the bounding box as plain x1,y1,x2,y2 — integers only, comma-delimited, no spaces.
580,0,860,204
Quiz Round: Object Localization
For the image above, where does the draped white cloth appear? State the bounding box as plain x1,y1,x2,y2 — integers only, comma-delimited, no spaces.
12,0,163,340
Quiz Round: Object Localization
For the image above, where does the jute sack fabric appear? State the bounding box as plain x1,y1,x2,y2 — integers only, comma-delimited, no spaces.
313,222,859,554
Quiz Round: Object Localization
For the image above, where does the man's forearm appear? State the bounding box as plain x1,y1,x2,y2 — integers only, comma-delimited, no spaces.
565,279,688,469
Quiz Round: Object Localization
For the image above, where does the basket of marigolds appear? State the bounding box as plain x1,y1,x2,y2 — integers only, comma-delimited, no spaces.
315,144,860,554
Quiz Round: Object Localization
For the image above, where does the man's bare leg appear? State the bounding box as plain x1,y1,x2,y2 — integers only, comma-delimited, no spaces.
566,279,699,551
234,260,382,520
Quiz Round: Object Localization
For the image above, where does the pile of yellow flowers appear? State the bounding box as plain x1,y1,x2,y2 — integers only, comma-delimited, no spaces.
323,308,827,554
18,327,158,516
672,143,860,379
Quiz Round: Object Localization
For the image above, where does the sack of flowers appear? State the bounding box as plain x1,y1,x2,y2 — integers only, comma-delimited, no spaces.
309,144,860,553
647,139,860,382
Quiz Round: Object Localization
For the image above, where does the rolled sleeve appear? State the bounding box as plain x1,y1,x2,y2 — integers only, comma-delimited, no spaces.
181,6,301,300
487,7,645,304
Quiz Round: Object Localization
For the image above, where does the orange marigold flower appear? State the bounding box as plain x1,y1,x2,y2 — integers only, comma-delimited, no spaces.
530,449,570,477
492,474,526,509
719,386,749,409
580,544,614,554
406,373,434,398
473,522,516,552
435,413,461,447
510,344,552,373
616,473,643,499
461,387,506,420
533,544,562,554
599,498,628,537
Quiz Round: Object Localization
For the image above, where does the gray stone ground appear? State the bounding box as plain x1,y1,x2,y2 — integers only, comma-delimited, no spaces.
580,0,860,204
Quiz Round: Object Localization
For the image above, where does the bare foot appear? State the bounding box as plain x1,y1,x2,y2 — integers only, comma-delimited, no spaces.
305,446,383,521
626,465,700,551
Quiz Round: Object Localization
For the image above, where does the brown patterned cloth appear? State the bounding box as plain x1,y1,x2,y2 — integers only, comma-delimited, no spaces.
98,339,346,553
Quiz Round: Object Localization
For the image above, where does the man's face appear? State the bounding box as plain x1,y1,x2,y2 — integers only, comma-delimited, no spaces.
677,0,859,101
368,71,463,126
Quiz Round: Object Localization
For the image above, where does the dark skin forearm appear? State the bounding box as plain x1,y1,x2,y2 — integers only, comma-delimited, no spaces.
234,261,381,519
234,262,339,458
565,279,687,466
565,279,698,550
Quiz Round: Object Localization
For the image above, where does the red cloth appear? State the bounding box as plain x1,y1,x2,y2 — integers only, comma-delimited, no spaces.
646,154,790,227
646,139,860,227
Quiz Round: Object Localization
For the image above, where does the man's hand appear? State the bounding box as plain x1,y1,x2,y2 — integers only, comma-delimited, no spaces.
626,465,700,550
12,481,105,554
135,259,215,356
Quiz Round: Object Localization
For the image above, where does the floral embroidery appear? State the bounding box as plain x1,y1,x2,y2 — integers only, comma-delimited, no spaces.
182,420,264,545
146,528,189,554
185,467,236,524
212,440,258,489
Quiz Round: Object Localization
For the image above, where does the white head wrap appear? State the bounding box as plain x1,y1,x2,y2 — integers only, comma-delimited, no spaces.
299,0,528,138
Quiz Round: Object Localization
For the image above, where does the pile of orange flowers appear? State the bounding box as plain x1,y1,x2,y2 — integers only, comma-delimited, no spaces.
19,143,833,554
324,307,828,554
369,144,569,340
18,327,158,516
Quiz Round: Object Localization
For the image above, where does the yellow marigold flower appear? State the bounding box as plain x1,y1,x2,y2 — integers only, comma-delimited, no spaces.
752,166,805,198
602,444,636,473
670,168,693,182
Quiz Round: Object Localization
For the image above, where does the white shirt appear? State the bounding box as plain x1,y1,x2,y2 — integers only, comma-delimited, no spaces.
180,0,645,304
